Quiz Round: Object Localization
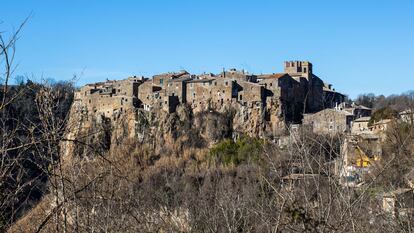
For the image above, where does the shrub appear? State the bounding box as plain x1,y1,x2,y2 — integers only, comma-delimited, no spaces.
209,137,264,166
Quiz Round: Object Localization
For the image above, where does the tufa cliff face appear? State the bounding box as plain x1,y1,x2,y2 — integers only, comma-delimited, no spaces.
62,99,276,159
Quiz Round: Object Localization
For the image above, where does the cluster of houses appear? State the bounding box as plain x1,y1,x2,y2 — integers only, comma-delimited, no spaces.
74,61,346,135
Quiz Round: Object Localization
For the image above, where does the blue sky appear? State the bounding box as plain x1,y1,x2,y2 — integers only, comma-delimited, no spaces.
2,0,413,98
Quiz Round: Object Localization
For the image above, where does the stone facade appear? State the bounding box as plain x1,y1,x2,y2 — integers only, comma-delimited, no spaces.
74,77,146,118
303,108,354,134
351,116,371,135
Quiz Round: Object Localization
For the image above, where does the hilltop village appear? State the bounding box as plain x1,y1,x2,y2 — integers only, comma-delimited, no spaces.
75,61,347,134
73,61,414,206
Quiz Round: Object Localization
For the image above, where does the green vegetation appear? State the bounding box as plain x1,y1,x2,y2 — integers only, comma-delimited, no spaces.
209,136,264,166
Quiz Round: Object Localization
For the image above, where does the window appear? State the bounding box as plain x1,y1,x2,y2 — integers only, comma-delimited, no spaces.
270,83,272,87
240,95,243,100
225,81,228,86
304,67,307,72
214,82,217,86
160,79,164,85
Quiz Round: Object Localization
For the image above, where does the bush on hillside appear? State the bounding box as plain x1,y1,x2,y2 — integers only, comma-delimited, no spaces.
209,137,264,166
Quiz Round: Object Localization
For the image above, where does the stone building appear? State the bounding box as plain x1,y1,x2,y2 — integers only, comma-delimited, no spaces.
283,61,325,113
351,116,371,135
74,77,146,118
343,104,372,119
323,83,346,109
369,119,393,135
303,108,354,134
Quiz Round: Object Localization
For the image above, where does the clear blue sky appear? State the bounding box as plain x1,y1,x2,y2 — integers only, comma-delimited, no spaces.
2,0,413,98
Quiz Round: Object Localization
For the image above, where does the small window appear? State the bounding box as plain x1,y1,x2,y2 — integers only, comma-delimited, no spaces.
160,79,164,85
304,67,307,72
225,81,228,86
270,83,273,87
240,95,243,100
214,82,217,86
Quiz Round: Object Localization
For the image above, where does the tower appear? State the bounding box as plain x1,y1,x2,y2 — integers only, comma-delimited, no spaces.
284,61,313,79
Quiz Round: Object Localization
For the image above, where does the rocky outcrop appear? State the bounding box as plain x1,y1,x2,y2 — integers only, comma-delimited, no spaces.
61,98,279,160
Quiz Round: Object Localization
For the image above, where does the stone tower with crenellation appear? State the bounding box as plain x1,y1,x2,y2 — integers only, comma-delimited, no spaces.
283,61,313,79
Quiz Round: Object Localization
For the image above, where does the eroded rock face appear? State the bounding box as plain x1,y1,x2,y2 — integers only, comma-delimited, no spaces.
61,100,281,159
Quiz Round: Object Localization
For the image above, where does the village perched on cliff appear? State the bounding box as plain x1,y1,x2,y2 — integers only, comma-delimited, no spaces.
71,60,414,219
75,61,346,133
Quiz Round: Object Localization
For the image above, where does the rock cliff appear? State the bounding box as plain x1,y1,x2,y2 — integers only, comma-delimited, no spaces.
62,99,279,160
